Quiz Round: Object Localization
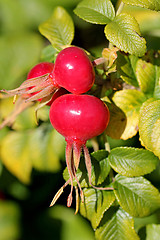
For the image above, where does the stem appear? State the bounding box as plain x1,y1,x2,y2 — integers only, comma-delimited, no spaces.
92,57,106,67
103,134,110,153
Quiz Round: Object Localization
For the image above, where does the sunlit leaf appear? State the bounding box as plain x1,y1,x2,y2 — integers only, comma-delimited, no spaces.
139,98,160,158
80,188,115,230
109,147,158,177
39,6,74,51
95,208,140,240
112,89,146,140
136,59,156,96
122,0,160,11
74,0,115,24
104,13,146,56
146,224,160,240
114,175,160,217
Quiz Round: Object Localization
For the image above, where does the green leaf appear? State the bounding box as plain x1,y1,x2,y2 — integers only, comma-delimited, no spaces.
80,188,115,230
122,0,160,11
0,201,20,240
95,208,140,240
139,98,160,158
1,131,32,184
104,13,146,56
116,52,139,87
74,0,115,24
49,205,95,240
29,124,65,172
114,175,160,217
108,147,158,177
136,59,156,96
112,89,146,140
146,224,160,240
0,34,43,89
39,6,74,51
63,150,110,187
40,44,58,62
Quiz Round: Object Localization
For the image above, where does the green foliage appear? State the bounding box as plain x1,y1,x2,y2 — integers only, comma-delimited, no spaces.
122,0,160,11
74,0,115,24
139,98,160,158
114,175,160,217
0,124,65,184
146,224,160,240
80,188,115,230
104,13,146,56
0,0,160,240
108,147,158,177
0,201,20,240
116,53,139,87
39,6,74,51
112,89,146,139
49,205,95,240
95,208,140,240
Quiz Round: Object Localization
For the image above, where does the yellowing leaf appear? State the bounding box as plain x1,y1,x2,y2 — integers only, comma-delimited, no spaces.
1,131,32,184
139,98,160,158
112,89,146,140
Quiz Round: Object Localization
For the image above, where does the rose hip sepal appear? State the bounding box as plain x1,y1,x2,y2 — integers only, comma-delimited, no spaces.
49,94,112,209
1,62,58,103
53,46,95,94
0,62,66,129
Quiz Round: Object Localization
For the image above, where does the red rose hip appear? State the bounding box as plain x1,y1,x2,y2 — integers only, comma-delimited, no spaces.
49,94,109,142
49,94,111,208
53,46,95,94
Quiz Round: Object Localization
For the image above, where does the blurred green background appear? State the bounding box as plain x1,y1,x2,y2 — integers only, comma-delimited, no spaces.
0,0,160,239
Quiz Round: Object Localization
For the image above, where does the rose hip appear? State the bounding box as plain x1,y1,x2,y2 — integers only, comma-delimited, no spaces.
49,94,111,208
53,46,95,94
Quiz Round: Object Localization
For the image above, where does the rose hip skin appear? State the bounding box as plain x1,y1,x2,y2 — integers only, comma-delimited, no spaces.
53,46,95,94
27,62,54,80
49,94,111,208
49,94,109,142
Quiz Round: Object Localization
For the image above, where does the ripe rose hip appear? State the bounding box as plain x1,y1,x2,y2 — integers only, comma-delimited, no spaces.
49,94,111,208
53,46,95,94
